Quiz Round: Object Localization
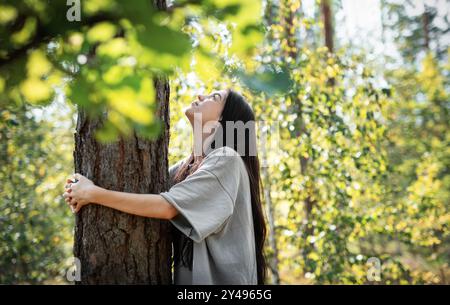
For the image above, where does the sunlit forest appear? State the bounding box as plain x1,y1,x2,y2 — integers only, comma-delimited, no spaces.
0,0,449,284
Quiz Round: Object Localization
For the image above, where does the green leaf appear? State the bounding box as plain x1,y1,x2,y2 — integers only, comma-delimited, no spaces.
233,65,293,96
135,21,191,56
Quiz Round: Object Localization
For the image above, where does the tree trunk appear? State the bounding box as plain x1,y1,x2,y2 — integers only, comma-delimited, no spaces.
261,135,280,284
280,0,314,236
73,73,172,284
422,6,430,51
321,0,334,53
72,0,172,285
282,0,299,61
262,0,281,284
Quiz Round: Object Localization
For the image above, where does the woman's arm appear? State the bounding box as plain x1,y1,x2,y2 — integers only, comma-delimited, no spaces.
63,173,179,219
90,187,178,219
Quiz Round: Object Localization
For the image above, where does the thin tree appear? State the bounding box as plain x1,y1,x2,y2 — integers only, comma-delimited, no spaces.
262,0,281,284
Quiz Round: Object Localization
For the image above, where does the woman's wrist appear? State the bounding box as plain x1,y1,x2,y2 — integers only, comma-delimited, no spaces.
88,185,105,204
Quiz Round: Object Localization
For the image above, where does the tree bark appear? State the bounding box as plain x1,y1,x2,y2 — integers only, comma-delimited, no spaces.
321,0,334,53
282,0,299,61
261,135,280,284
72,0,172,285
422,6,430,51
73,76,171,284
262,0,281,284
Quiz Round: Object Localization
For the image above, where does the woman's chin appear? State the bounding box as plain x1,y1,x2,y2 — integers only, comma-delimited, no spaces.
184,107,196,123
185,106,201,117
184,106,193,117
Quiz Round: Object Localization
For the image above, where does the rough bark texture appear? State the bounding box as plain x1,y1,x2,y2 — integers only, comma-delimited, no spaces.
73,76,172,284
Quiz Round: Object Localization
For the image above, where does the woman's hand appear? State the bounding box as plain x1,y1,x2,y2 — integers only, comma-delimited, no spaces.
62,173,178,219
63,173,96,213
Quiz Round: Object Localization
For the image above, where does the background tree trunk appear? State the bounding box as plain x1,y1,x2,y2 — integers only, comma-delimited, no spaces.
262,0,280,284
321,0,334,53
73,74,172,284
261,134,280,284
422,5,430,51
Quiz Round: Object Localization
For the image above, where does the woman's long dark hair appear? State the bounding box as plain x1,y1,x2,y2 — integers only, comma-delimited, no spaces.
172,89,267,284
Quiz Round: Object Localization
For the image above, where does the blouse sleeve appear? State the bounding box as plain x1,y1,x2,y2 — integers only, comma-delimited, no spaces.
160,148,241,243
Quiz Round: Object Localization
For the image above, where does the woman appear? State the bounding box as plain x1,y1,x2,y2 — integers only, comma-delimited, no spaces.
63,89,267,285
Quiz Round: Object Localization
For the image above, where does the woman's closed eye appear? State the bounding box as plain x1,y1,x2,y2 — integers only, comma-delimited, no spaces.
213,93,221,101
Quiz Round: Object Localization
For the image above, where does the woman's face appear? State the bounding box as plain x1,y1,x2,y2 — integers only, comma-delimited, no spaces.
185,89,229,126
